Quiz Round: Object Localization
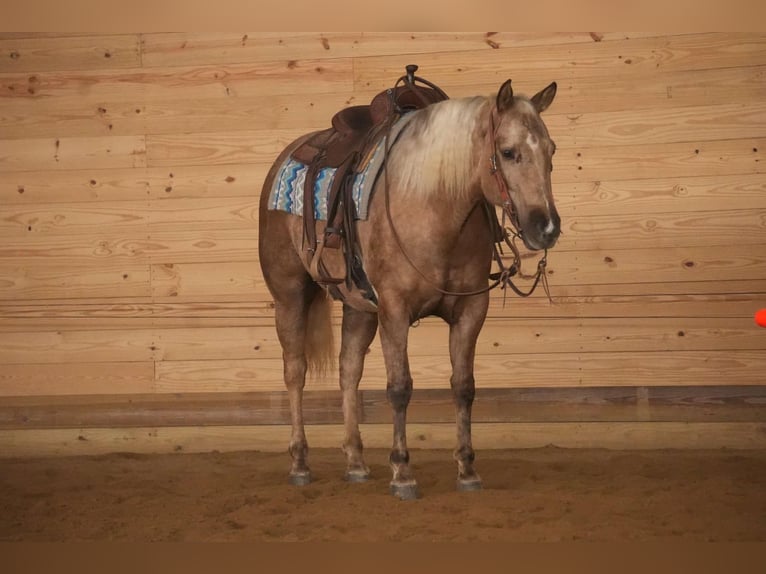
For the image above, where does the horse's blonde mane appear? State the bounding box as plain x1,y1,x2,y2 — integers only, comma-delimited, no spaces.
387,96,488,199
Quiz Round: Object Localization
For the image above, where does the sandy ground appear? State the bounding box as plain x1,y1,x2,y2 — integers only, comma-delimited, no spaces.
1,447,765,542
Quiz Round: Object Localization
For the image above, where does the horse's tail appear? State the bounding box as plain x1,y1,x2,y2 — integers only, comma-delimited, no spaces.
305,289,335,377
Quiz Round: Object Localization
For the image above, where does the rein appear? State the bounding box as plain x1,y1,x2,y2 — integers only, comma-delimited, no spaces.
380,73,552,302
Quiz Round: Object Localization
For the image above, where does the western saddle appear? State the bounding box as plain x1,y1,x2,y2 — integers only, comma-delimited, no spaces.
292,64,449,310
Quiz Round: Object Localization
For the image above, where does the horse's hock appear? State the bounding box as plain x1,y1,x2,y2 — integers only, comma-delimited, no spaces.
0,33,764,485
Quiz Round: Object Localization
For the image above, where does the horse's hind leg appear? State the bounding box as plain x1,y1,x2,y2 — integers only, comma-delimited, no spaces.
448,294,488,491
339,305,378,482
273,286,322,485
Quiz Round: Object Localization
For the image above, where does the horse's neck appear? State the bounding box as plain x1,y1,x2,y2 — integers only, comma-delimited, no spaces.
432,100,491,232
380,97,492,247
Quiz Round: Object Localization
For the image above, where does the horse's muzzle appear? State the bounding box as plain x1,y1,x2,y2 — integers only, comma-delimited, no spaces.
524,209,560,251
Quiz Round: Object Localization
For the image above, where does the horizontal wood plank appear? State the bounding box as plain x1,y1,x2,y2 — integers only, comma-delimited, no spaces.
0,229,265,265
1,290,762,332
0,263,150,302
3,385,764,429
561,209,766,250
141,130,763,183
140,32,668,69
540,64,766,115
0,329,156,364
0,135,146,172
554,173,766,216
1,421,763,457
557,137,763,183
0,35,141,73
151,262,268,300
159,317,766,363
547,102,766,148
7,238,760,283
2,201,763,259
1,243,763,293
154,350,766,393
145,129,306,167
0,164,270,205
5,66,764,140
0,66,766,141
0,59,354,103
354,34,766,92
0,362,154,397
0,197,261,236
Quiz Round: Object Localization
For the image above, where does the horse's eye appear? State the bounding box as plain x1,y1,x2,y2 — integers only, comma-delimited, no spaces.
501,148,517,161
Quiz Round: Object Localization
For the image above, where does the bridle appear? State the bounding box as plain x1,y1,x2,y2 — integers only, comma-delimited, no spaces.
485,105,551,301
381,72,552,302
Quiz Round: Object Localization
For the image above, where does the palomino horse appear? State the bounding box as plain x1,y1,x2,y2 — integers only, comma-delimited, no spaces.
258,74,560,499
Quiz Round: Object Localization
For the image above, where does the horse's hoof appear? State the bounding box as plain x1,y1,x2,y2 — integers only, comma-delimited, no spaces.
390,481,419,500
457,476,483,492
345,469,370,483
288,471,311,486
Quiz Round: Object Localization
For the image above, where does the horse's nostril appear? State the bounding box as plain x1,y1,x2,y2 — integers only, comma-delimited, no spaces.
539,219,557,238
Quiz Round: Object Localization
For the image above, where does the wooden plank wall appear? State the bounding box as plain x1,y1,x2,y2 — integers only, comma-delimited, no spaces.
1,32,765,456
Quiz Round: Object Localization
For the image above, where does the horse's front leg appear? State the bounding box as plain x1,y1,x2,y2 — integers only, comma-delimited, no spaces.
378,304,418,500
449,293,489,491
339,304,379,482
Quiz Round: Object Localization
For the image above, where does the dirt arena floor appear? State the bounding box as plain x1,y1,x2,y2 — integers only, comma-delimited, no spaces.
1,447,765,542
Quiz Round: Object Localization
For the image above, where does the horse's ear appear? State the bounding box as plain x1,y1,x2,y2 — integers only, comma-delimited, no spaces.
496,79,514,112
531,81,557,114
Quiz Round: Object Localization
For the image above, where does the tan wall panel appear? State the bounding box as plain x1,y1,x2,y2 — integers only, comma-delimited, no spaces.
0,234,149,265
34,241,755,294
557,138,763,183
0,33,764,451
547,102,766,148
0,226,251,268
540,280,766,297
145,129,307,167
3,421,763,457
2,199,762,255
139,229,258,264
0,362,154,396
353,34,766,91
0,135,146,172
548,245,766,285
544,65,766,115
0,263,150,301
140,33,666,69
0,328,155,364
0,59,354,104
0,201,150,235
5,66,763,140
151,262,268,300
561,209,766,250
0,35,141,73
154,350,766,394
152,244,766,282
554,173,766,216
0,197,260,236
142,131,763,182
157,316,766,363
490,292,763,319
0,292,760,330
0,165,270,205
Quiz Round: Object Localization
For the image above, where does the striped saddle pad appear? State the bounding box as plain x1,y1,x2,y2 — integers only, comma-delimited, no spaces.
267,113,414,221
